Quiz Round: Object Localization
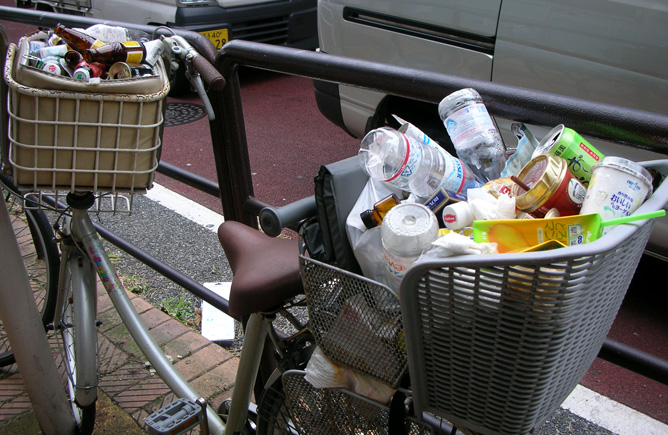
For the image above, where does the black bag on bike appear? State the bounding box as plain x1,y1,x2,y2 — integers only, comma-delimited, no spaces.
312,156,368,274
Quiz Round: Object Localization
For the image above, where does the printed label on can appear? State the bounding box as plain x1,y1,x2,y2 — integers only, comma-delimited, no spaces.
568,178,587,204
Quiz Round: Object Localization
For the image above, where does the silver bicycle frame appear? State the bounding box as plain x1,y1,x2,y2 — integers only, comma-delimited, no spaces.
60,207,248,434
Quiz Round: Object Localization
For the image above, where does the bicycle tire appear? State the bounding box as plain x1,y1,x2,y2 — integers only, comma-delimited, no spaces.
256,374,297,435
0,175,59,367
57,249,99,435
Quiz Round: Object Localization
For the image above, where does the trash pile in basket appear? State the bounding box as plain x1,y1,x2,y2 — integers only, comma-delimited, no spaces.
21,24,163,82
349,88,666,291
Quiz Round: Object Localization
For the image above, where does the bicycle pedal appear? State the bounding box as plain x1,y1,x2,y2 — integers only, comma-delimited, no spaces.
144,398,203,435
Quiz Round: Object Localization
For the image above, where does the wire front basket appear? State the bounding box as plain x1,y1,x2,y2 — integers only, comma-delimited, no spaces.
3,34,169,213
299,253,408,388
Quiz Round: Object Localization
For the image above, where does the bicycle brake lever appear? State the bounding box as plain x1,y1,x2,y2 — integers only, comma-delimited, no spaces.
185,68,216,121
161,35,216,121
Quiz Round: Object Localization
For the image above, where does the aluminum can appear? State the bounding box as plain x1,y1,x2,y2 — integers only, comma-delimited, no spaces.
38,56,64,75
533,125,604,186
108,62,133,79
73,60,107,81
513,154,587,217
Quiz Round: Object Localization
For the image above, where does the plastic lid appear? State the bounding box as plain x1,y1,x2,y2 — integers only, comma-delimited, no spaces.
593,156,653,192
381,203,439,256
360,209,377,229
442,201,474,230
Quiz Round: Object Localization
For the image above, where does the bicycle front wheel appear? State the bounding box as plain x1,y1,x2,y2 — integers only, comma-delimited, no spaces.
0,175,59,367
56,249,99,435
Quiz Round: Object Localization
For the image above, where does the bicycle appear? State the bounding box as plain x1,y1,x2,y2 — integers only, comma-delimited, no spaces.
1,20,319,435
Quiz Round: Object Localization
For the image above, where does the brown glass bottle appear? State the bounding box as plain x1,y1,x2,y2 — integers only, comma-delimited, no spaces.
83,41,146,65
360,194,401,229
54,24,105,53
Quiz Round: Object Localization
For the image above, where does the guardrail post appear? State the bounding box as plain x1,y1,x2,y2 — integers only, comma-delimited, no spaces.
0,200,76,434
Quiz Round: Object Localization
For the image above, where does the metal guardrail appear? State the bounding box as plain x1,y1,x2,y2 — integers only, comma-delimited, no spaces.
1,8,667,388
212,39,668,387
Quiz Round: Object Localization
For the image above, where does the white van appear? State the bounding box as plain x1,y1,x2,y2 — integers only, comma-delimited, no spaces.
17,0,317,53
314,0,668,260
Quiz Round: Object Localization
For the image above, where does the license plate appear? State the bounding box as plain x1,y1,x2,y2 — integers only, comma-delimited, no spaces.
200,28,229,50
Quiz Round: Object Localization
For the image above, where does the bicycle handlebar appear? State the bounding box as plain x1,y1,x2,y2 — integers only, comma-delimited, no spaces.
259,196,317,237
161,35,225,91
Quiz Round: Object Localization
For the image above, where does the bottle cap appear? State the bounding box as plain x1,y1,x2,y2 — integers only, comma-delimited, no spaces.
381,203,438,256
360,209,377,229
73,67,91,81
441,201,474,230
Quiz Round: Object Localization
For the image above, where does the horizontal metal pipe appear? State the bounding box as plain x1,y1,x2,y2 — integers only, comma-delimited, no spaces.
598,338,668,386
218,40,668,154
157,161,220,198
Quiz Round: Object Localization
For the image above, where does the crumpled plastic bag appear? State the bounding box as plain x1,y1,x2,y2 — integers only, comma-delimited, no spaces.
467,188,516,221
304,346,396,404
419,231,498,260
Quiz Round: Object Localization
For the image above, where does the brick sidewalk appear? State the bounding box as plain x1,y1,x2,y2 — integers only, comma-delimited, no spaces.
0,281,238,433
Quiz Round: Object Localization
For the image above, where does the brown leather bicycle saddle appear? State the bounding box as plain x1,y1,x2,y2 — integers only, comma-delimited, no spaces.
217,220,302,317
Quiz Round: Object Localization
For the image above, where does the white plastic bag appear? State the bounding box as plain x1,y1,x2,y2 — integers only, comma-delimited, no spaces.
304,346,396,404
346,178,404,282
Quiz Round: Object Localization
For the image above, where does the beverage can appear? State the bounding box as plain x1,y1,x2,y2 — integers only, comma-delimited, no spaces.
532,125,604,186
580,156,653,220
39,57,64,75
108,62,133,79
513,154,587,217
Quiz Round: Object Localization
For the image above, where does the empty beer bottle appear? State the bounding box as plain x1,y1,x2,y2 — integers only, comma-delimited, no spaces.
360,194,401,229
83,41,147,65
54,24,105,53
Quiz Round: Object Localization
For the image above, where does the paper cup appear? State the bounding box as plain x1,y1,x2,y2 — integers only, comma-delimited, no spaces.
580,157,653,220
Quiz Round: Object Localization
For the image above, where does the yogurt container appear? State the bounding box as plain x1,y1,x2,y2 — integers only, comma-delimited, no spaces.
580,157,653,220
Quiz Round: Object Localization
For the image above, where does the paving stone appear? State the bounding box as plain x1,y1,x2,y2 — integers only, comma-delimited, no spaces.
99,334,131,375
99,362,150,398
130,295,154,315
162,330,210,359
98,308,126,333
114,374,171,413
173,343,234,381
148,320,190,347
188,358,239,400
139,307,172,330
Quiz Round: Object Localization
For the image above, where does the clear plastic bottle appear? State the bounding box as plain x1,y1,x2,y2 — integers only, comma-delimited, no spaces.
438,88,506,183
358,127,479,199
381,203,438,291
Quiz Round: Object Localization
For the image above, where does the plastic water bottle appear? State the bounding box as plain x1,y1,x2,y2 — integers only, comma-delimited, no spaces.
438,88,506,183
358,127,479,199
381,203,438,291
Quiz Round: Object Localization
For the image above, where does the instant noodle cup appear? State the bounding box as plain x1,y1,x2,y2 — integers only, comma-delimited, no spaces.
580,156,653,221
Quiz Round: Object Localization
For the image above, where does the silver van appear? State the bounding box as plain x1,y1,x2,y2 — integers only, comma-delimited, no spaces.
314,0,668,259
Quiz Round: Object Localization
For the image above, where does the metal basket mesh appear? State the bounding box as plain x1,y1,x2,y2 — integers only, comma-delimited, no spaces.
282,370,433,435
299,254,407,387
